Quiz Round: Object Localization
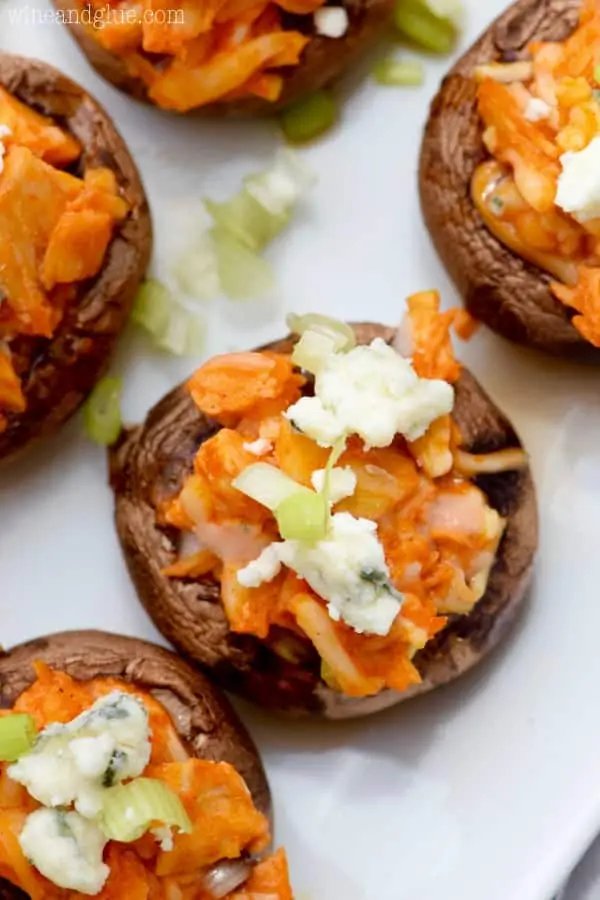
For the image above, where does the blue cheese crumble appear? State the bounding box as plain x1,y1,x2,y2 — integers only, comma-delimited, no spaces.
238,511,403,635
286,337,454,449
9,692,151,819
19,809,109,895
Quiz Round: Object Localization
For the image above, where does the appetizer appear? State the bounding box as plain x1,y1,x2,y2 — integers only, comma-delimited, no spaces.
420,0,600,357
52,0,393,114
0,630,292,899
0,54,151,461
111,296,538,719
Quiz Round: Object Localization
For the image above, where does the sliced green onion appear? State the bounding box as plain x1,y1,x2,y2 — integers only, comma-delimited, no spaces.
279,91,337,145
132,279,206,356
291,330,339,374
234,463,329,541
233,463,310,511
320,438,347,511
424,0,463,26
244,148,316,217
0,714,37,762
394,0,459,53
372,57,425,86
100,778,192,843
160,306,206,356
211,228,274,301
205,191,289,253
276,491,328,542
173,238,221,301
83,377,123,447
594,65,600,85
287,312,356,352
132,279,172,338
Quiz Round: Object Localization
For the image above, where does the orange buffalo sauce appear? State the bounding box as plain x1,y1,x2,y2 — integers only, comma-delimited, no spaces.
472,0,600,345
0,87,127,432
73,0,330,111
0,662,292,899
163,295,523,699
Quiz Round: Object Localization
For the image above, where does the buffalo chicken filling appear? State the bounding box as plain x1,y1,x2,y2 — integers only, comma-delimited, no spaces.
0,87,127,433
73,0,347,111
472,0,600,346
163,295,528,698
0,662,292,899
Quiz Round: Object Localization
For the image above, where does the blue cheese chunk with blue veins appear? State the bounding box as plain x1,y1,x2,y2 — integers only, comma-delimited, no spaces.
9,691,151,819
19,809,109,895
285,337,454,449
238,511,403,636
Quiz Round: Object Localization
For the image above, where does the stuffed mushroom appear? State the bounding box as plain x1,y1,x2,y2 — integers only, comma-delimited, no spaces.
51,0,393,114
419,0,600,358
110,295,537,719
0,54,151,462
0,630,293,899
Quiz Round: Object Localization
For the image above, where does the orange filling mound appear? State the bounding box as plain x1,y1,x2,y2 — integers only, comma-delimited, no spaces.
472,0,600,346
163,294,507,699
76,0,329,111
0,663,291,900
0,87,128,432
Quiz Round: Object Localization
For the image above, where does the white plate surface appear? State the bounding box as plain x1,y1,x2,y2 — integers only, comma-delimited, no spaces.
1,2,598,899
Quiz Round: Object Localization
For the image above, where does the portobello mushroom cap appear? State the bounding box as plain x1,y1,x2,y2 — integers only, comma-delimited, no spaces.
0,630,271,900
51,0,393,114
419,0,596,358
110,323,538,719
0,54,151,462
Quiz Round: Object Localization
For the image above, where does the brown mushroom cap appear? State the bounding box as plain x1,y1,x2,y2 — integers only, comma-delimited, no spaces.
110,323,538,719
0,630,271,808
0,54,152,462
419,0,596,358
51,0,393,115
0,630,271,899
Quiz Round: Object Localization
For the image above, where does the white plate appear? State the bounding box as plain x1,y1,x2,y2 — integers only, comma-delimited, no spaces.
1,2,598,899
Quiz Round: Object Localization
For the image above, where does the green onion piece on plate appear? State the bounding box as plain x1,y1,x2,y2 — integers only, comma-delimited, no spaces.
276,491,328,542
132,279,206,356
83,377,124,448
173,238,221,302
0,714,37,762
205,190,290,253
132,279,172,339
211,228,274,301
394,0,459,53
100,778,192,843
280,91,337,145
372,57,425,86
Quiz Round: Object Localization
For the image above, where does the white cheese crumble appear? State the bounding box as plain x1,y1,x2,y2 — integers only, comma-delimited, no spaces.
310,466,357,504
286,337,453,449
19,809,109,895
0,124,11,176
9,692,151,819
151,824,175,852
243,438,272,457
555,136,600,222
238,512,403,635
313,6,349,37
524,97,551,122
